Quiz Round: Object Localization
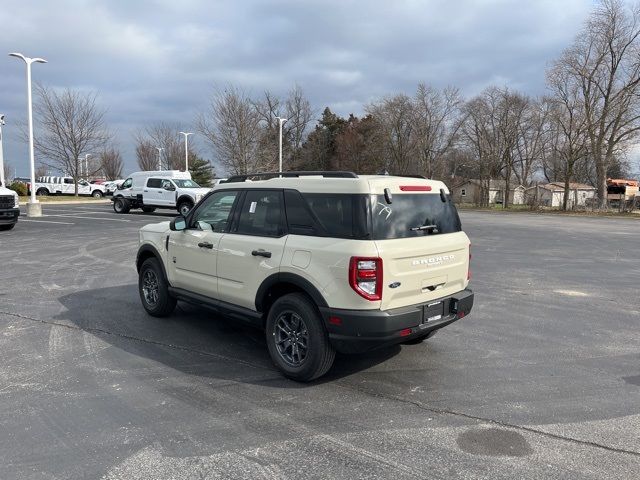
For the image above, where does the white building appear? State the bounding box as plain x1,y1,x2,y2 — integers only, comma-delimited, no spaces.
525,182,597,208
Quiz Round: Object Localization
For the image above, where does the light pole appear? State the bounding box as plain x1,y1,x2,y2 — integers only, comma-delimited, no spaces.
9,52,47,217
275,116,287,173
0,114,5,187
156,147,164,170
179,132,193,171
84,154,92,179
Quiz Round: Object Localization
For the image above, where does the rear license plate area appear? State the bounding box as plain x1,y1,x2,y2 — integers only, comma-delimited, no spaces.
423,301,444,323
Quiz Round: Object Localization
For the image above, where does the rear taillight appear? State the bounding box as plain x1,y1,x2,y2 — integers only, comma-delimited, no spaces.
349,257,383,301
467,243,472,280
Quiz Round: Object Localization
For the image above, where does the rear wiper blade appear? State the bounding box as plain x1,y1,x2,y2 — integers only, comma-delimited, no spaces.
409,224,439,232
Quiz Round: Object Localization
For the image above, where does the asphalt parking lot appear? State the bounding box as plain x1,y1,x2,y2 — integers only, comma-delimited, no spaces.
1,203,639,479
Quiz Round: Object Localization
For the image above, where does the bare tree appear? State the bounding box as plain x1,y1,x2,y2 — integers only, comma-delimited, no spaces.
546,63,591,210
100,147,124,180
413,84,462,178
32,84,110,194
461,88,505,206
197,87,267,175
135,122,184,170
366,94,418,174
136,140,158,171
254,86,314,170
556,0,640,207
514,99,549,187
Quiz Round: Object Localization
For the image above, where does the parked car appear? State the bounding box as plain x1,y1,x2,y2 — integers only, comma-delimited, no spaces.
112,170,211,215
0,184,19,230
134,171,474,381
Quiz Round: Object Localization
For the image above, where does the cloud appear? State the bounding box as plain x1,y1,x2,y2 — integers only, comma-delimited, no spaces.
0,0,591,175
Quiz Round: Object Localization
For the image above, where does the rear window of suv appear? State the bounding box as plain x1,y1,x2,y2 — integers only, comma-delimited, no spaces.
371,194,461,239
283,191,460,240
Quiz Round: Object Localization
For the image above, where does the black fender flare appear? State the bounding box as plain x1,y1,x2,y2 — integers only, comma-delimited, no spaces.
136,244,169,282
176,195,194,206
255,272,328,312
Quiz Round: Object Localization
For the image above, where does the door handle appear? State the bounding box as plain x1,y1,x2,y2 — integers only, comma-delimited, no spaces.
144,189,148,192
198,242,214,249
252,249,272,258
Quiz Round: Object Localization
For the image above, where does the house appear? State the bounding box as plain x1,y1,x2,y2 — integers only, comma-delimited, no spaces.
525,182,596,208
450,178,526,205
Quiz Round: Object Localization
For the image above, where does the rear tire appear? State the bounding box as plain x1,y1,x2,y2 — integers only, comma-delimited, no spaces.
91,190,103,198
138,257,176,317
142,206,156,213
0,223,15,231
265,293,335,382
177,200,194,216
36,188,49,196
113,197,130,214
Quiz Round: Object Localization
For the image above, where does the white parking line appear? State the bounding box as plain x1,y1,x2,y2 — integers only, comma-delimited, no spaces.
43,209,114,215
19,219,75,225
42,214,131,222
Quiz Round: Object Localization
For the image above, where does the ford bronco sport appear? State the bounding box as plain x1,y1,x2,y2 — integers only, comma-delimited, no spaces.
136,171,473,381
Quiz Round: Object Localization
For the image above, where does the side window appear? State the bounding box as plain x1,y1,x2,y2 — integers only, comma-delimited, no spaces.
461,188,466,197
191,190,238,232
121,178,132,189
147,178,162,188
235,190,283,237
161,179,174,190
284,190,318,236
64,178,74,184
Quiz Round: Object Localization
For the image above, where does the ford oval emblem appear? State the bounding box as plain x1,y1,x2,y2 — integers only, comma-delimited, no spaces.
389,282,401,289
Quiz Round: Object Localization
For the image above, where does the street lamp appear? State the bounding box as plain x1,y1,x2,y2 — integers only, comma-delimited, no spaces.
156,147,164,170
275,116,288,173
84,154,92,179
9,52,47,217
179,132,193,171
0,114,5,187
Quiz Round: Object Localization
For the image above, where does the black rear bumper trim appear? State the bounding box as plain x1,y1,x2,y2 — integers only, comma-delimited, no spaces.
319,289,473,353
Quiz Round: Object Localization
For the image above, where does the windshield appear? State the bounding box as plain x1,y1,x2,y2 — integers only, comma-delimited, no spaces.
371,193,461,240
173,179,200,188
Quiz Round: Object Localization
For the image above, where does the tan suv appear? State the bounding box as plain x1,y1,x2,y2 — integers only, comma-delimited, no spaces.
136,171,473,381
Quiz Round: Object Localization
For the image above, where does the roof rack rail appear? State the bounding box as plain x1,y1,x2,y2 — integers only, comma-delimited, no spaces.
225,171,358,183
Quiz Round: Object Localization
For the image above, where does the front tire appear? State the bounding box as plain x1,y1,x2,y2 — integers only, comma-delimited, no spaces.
266,293,335,382
91,190,103,198
138,257,176,317
177,200,194,216
113,197,130,214
0,223,16,231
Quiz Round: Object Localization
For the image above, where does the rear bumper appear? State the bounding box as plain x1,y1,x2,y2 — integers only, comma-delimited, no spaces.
0,208,19,225
319,289,474,354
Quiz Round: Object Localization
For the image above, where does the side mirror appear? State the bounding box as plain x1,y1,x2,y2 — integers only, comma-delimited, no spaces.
170,216,187,231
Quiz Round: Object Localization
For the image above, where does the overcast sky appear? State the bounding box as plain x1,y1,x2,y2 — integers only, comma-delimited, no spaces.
0,0,595,177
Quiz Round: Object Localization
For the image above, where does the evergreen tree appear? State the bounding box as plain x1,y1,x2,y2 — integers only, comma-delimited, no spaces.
188,153,214,187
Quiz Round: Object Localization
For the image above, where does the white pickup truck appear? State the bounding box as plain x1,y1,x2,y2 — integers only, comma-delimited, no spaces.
0,184,19,230
111,170,211,215
29,176,106,198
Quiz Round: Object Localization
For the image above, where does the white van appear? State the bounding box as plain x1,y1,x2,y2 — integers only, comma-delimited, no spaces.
112,170,211,215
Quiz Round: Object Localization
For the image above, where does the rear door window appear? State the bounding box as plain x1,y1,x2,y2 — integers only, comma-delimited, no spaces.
372,194,461,239
235,190,284,237
147,178,162,188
